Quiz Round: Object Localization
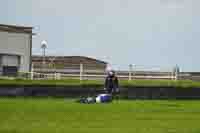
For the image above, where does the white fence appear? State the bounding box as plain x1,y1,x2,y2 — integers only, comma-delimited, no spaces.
15,63,178,80
16,71,177,81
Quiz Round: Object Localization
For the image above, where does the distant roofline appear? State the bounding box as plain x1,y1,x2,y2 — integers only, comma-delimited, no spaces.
0,24,34,35
32,55,107,64
0,24,33,29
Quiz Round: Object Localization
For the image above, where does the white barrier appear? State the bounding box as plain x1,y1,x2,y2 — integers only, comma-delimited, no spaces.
16,63,178,81
15,71,176,81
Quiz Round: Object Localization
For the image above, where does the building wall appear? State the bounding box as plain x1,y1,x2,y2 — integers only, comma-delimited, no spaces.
0,31,31,72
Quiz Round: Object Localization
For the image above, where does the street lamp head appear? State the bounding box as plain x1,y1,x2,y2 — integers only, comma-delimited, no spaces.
41,40,47,49
129,64,136,67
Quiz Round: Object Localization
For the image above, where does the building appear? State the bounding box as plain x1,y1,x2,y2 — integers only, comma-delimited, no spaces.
32,56,107,74
0,24,33,76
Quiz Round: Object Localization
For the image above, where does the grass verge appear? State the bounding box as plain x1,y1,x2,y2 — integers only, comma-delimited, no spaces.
0,99,200,133
0,79,200,88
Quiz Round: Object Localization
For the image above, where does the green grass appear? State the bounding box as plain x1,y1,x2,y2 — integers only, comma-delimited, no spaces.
0,79,102,87
0,79,200,88
121,80,200,88
1,99,200,133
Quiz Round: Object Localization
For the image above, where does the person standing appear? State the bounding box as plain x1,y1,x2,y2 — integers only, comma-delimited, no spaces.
104,70,119,97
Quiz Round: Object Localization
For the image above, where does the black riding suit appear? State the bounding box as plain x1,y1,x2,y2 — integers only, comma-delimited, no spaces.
104,75,119,94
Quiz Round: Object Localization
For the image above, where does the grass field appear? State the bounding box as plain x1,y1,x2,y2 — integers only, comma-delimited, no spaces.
1,79,200,88
1,99,200,133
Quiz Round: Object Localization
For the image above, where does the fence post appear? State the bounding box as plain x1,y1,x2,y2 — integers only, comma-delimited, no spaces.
132,64,135,80
175,69,178,81
57,73,61,80
171,68,174,80
173,65,179,81
31,63,34,80
80,63,83,81
54,73,57,80
129,64,133,81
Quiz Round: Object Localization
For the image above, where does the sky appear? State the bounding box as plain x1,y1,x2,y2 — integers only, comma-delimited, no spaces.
0,0,200,71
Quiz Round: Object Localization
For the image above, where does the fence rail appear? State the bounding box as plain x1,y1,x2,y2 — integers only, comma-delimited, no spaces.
0,63,181,80
15,70,176,81
0,62,198,81
15,71,200,81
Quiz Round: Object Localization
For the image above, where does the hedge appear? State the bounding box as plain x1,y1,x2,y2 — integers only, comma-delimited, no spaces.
0,79,200,88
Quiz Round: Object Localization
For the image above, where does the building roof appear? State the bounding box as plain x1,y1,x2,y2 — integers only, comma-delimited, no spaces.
0,24,33,34
32,55,107,65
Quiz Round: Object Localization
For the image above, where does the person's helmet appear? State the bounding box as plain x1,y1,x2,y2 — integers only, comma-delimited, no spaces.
108,70,115,77
106,64,112,72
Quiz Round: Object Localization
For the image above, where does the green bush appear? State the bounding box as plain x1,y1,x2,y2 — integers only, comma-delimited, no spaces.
0,79,200,88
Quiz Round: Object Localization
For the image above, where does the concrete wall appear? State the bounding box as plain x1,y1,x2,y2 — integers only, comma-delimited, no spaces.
0,31,31,72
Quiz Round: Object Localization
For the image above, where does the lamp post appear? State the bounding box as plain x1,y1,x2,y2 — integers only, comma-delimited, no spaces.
41,40,47,70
